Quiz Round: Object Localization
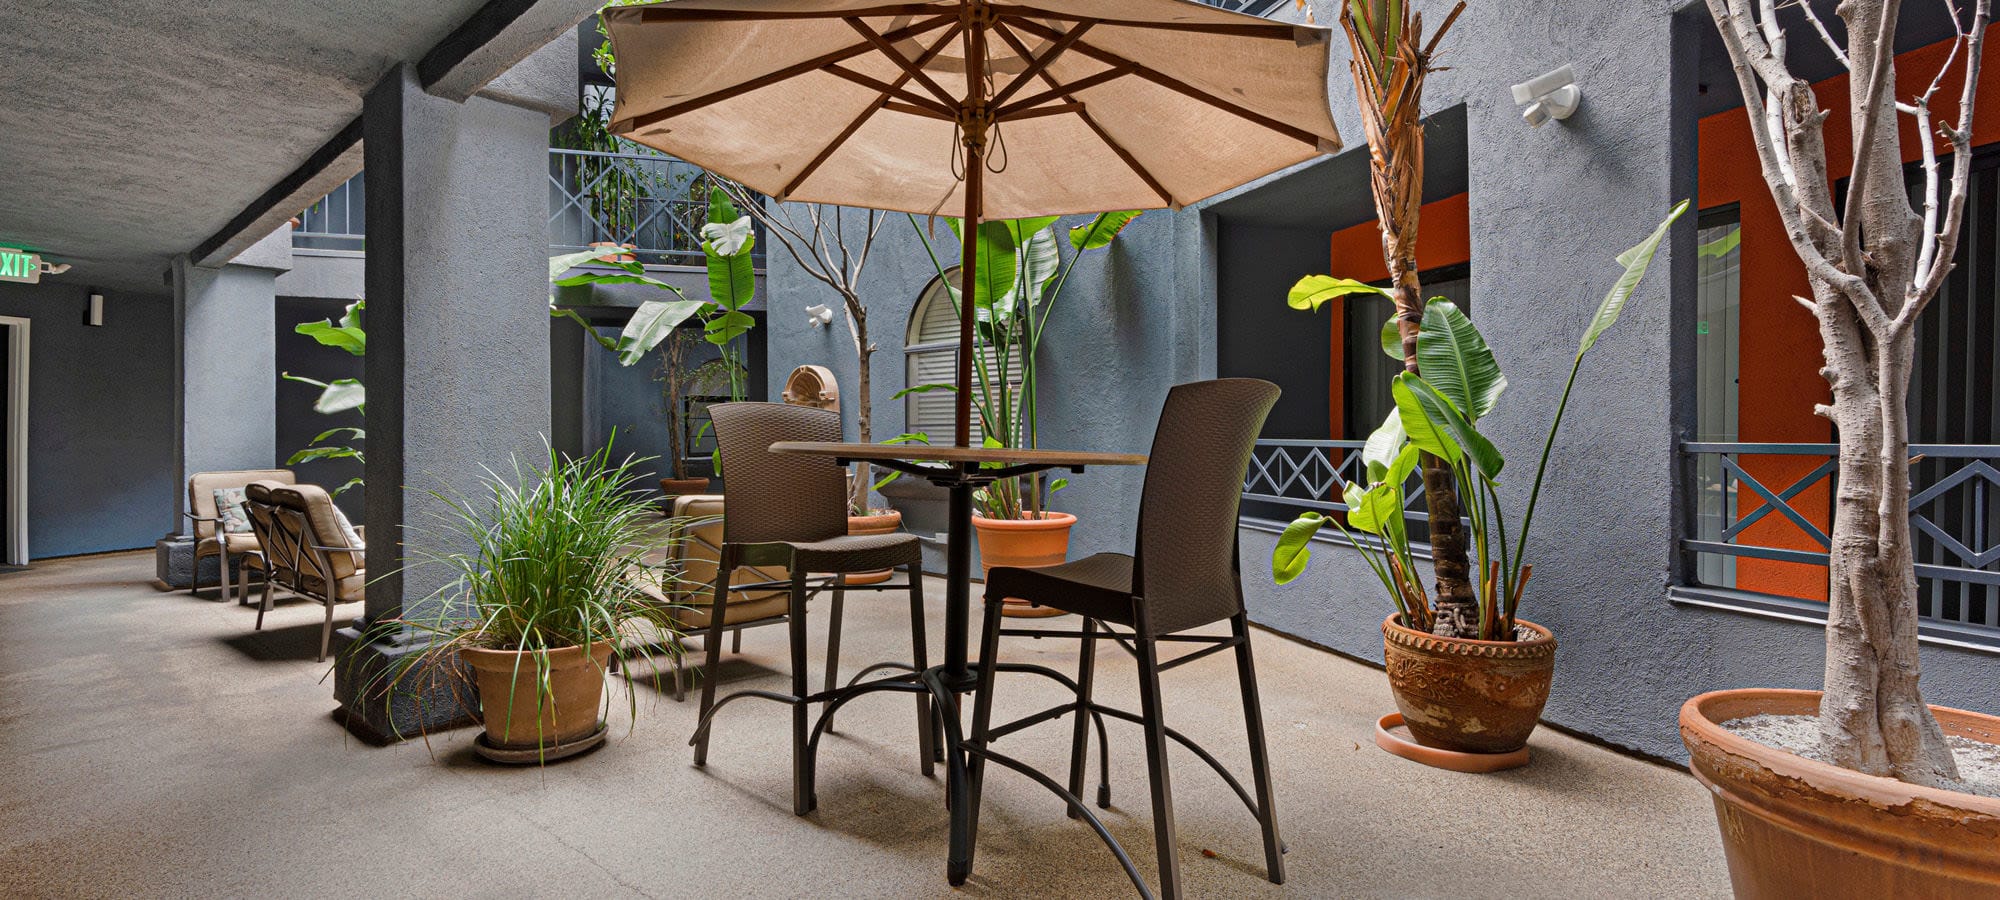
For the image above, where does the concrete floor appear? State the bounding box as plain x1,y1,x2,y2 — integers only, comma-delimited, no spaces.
0,551,1729,898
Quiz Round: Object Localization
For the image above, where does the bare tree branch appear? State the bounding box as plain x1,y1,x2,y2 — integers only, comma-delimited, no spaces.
1903,0,1993,324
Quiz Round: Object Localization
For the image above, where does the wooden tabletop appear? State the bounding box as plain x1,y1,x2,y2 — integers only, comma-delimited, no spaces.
770,441,1147,467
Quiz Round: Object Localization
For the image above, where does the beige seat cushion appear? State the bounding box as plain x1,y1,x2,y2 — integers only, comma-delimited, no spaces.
196,532,262,556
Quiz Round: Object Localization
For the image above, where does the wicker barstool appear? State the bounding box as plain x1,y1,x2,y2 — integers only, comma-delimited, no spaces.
958,378,1287,899
690,402,932,816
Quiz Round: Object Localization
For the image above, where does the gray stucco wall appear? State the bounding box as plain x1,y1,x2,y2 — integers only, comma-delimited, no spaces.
0,283,177,558
753,0,1996,764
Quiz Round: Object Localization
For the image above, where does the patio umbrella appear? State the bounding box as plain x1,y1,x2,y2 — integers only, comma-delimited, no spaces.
604,0,1342,445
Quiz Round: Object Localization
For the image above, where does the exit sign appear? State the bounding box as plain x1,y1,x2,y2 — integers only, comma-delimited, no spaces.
0,248,40,284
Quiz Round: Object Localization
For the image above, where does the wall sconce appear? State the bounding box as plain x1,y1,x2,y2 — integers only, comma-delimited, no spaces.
805,304,834,328
1512,64,1580,127
87,292,105,327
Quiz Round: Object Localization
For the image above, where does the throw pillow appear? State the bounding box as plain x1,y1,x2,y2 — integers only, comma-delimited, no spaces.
330,504,365,551
212,488,252,534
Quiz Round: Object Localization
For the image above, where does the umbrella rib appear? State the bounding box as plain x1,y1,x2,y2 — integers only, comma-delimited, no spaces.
823,64,957,119
1005,16,1334,150
781,22,966,199
993,64,1132,119
844,17,961,110
990,21,1174,207
988,3,1320,40
986,20,1094,110
612,14,954,134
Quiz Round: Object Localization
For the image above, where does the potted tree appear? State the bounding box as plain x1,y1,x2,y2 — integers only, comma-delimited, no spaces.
708,184,905,579
352,442,689,763
1274,205,1684,768
910,211,1141,616
1680,1,2000,894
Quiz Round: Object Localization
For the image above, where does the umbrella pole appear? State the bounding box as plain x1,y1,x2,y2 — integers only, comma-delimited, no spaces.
942,5,988,689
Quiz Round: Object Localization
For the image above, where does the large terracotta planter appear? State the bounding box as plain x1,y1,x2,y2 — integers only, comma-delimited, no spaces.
845,508,903,586
1381,614,1555,754
974,511,1076,618
460,641,612,750
1680,689,2000,899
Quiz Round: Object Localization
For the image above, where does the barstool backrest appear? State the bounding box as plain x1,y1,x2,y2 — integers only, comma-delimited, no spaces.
710,402,849,546
1134,378,1281,635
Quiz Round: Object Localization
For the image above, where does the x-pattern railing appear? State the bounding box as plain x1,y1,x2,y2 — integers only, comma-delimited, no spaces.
1242,439,1428,522
548,148,762,267
1683,441,2000,630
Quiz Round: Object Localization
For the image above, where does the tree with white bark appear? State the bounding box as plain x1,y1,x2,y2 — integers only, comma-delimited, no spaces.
717,187,890,514
1705,0,1990,786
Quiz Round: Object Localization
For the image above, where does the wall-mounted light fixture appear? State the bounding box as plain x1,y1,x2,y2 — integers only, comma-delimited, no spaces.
1512,64,1580,127
805,304,834,328
87,292,104,327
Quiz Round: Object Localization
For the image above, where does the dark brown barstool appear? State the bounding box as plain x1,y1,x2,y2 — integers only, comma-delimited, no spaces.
690,401,932,816
959,378,1286,899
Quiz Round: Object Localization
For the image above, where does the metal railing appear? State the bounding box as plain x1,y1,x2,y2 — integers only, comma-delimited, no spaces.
1241,439,1428,524
295,172,365,251
291,150,764,267
1683,441,2000,631
547,148,763,267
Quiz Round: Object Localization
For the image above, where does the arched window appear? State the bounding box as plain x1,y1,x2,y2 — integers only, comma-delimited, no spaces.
905,267,1022,444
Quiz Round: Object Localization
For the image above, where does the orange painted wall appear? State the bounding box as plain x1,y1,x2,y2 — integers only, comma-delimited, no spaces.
1323,192,1473,438
1702,25,2000,601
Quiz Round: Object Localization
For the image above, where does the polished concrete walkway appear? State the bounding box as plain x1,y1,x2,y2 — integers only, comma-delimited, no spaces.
0,551,1728,898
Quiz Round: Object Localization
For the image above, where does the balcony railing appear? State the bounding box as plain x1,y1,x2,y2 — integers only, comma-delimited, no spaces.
292,149,764,267
1241,439,1429,526
548,148,763,268
1683,441,2000,632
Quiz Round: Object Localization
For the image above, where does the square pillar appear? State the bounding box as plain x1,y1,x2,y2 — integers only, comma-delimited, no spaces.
333,64,554,742
157,231,287,588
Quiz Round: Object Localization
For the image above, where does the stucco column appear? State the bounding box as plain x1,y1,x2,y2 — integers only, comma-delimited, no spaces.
155,228,289,587
332,63,557,742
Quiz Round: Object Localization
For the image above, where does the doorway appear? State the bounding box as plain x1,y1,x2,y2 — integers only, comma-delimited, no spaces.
0,316,27,565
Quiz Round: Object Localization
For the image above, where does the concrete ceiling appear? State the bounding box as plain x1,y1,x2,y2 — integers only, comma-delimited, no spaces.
0,0,592,292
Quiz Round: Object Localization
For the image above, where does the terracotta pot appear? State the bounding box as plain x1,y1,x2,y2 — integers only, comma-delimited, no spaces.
1680,689,2000,899
459,641,612,750
1381,614,1555,754
658,476,711,498
844,508,903,586
587,241,638,264
973,512,1076,618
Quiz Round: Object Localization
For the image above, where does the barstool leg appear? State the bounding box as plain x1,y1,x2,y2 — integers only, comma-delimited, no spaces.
1233,612,1286,883
788,568,814,815
1134,634,1183,900
1066,616,1100,819
955,596,1008,879
692,552,733,767
822,575,846,733
908,563,934,778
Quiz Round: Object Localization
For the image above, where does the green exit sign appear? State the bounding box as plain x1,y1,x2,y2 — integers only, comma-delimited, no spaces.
0,248,41,284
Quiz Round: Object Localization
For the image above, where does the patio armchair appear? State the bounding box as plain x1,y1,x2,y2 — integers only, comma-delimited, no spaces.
959,379,1287,899
184,469,294,602
264,484,365,662
690,402,932,816
241,480,295,623
625,493,794,701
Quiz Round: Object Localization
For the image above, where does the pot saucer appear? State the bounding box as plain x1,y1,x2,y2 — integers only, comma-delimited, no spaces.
473,721,609,765
1374,712,1530,773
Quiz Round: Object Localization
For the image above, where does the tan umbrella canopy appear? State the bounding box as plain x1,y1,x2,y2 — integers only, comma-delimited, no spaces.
605,0,1341,442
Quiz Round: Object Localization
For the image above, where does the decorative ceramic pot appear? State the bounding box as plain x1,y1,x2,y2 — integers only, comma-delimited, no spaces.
658,476,712,498
1381,614,1555,754
973,511,1077,618
460,641,612,750
1679,689,2000,899
845,508,903,586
